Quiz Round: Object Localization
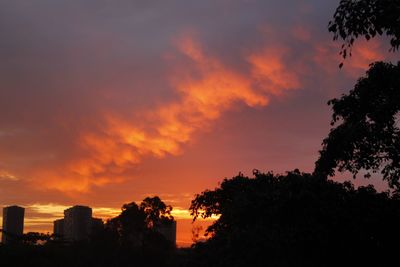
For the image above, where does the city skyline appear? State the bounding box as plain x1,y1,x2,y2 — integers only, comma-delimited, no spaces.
1,203,176,246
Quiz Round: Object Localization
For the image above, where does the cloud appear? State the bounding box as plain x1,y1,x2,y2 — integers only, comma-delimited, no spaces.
0,170,19,181
0,0,343,198
0,18,388,196
313,39,386,78
345,39,386,76
248,46,301,95
27,203,121,220
25,32,303,193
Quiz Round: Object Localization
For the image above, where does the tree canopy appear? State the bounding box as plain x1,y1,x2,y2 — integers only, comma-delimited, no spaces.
189,170,400,266
190,170,400,266
105,196,175,248
140,196,174,227
106,201,147,246
316,0,400,188
329,0,400,63
314,62,400,189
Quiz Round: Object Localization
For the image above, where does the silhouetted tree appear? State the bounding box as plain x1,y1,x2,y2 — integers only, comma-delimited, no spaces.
140,196,174,228
22,232,51,245
329,0,400,64
105,197,175,247
314,62,400,189
100,197,176,266
314,0,400,190
188,170,400,267
106,201,147,247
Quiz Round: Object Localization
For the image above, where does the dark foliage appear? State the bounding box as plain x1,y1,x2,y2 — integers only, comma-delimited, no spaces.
188,170,400,267
22,232,52,245
329,0,400,65
0,241,178,267
105,196,175,248
0,196,177,267
2,175,400,267
314,62,400,189
105,201,147,247
320,0,400,189
140,196,174,227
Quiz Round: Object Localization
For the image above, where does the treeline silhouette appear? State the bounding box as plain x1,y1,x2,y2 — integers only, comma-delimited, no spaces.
0,197,177,267
2,172,400,266
187,170,400,266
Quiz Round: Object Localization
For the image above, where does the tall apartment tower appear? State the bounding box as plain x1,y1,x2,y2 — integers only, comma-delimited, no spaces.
63,205,92,242
1,206,25,244
53,218,65,240
155,220,177,246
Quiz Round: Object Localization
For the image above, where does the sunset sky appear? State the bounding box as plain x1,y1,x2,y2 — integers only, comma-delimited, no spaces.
0,0,396,246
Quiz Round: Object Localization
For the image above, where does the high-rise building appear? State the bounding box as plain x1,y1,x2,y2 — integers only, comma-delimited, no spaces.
53,206,105,242
155,220,177,246
91,217,104,234
63,205,92,242
53,218,64,239
1,205,25,244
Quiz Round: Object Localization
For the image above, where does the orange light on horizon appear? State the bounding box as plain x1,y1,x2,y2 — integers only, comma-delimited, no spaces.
1,204,218,247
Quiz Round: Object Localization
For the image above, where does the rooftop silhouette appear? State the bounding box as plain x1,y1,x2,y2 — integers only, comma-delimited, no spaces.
1,206,24,245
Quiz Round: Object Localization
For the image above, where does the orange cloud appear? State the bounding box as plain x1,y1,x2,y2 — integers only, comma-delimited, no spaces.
0,170,19,181
248,47,301,95
30,34,302,193
313,39,385,78
345,39,385,76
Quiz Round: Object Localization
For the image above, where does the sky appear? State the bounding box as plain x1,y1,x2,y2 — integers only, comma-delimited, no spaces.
0,0,396,246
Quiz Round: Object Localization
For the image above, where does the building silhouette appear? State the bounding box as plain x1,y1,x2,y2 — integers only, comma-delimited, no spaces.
155,220,177,245
1,205,25,244
53,218,64,240
53,205,103,242
91,217,104,234
64,206,92,241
